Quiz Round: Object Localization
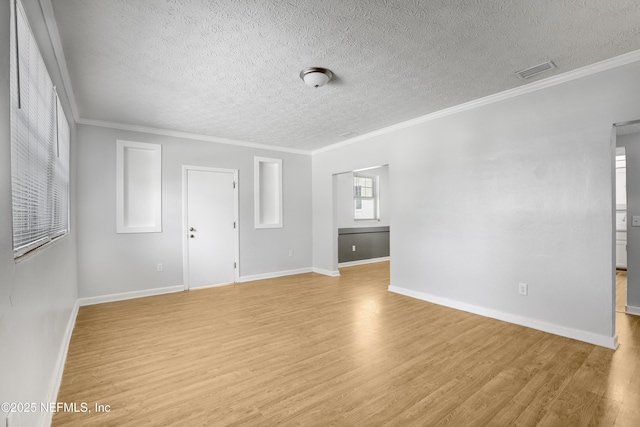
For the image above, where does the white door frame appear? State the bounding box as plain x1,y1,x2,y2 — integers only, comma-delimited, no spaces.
182,165,240,289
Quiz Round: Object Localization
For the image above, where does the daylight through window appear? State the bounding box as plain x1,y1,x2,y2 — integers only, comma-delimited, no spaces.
353,173,379,221
10,0,70,258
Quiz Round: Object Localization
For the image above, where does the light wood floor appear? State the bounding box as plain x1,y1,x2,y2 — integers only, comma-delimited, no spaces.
616,270,628,314
54,262,640,426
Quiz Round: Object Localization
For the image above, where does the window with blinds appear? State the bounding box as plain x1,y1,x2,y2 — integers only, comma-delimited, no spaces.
353,173,379,221
10,0,70,258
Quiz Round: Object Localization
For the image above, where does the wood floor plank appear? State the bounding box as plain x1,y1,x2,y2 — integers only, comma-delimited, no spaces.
616,271,627,314
614,390,640,426
588,397,621,427
53,262,640,426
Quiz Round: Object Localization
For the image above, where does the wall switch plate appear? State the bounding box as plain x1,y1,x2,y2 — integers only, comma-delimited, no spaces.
633,216,640,227
352,245,356,251
157,263,163,272
518,283,528,296
288,250,293,257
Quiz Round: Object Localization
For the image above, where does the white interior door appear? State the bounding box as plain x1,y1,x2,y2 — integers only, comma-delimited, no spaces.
186,168,237,288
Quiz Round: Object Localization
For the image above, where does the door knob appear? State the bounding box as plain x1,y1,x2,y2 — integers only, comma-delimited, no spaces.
190,227,196,231
190,234,195,238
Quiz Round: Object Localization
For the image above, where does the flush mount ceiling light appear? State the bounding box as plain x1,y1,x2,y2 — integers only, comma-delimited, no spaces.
300,67,333,88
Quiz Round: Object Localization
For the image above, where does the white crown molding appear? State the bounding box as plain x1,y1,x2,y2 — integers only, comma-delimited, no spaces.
313,49,640,155
36,0,640,158
77,118,312,156
39,0,80,122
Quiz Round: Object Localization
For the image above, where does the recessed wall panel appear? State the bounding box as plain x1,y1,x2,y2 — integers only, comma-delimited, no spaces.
254,157,283,228
117,140,162,233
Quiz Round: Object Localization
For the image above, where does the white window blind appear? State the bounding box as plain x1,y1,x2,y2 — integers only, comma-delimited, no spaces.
52,96,70,238
10,0,70,258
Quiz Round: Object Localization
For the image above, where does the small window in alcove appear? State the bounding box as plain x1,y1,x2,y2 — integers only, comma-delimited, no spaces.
353,173,379,221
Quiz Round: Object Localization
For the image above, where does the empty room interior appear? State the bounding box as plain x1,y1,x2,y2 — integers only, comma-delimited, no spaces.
3,0,640,426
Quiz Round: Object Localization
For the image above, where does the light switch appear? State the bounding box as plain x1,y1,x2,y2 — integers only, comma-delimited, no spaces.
633,216,640,227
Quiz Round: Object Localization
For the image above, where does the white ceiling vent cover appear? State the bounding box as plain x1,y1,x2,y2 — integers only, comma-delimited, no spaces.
339,131,359,138
515,61,556,79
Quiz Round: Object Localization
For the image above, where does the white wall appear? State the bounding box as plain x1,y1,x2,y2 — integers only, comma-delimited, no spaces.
336,166,390,229
0,1,78,426
616,132,640,312
313,59,640,347
76,124,312,299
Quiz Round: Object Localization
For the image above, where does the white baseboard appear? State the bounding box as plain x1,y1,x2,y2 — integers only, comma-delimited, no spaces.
238,267,313,283
388,285,618,350
78,285,184,306
42,300,79,427
312,267,341,277
188,282,235,290
626,305,640,316
338,256,390,268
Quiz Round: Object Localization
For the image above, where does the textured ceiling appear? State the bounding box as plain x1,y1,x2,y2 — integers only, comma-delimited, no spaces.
51,0,640,152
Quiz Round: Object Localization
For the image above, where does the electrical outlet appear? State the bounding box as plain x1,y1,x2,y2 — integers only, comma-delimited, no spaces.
157,263,163,272
288,250,293,257
518,283,528,296
352,245,356,252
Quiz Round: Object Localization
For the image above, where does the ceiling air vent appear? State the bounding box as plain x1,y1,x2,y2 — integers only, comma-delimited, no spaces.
339,131,359,138
515,61,556,79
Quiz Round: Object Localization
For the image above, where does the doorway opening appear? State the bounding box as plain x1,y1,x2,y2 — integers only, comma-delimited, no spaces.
333,165,390,271
613,119,640,344
614,146,627,313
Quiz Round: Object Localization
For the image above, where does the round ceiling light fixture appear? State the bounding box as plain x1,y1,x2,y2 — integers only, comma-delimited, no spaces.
300,67,333,88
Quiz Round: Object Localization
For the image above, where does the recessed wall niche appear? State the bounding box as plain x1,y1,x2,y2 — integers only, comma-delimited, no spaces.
116,140,162,233
254,156,283,228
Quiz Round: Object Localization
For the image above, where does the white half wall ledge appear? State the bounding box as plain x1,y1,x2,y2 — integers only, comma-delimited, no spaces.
388,285,619,350
78,285,184,306
313,267,341,277
626,305,640,316
238,267,313,283
338,256,390,268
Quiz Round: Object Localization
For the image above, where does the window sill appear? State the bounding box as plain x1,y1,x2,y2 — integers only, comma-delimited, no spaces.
14,233,69,263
